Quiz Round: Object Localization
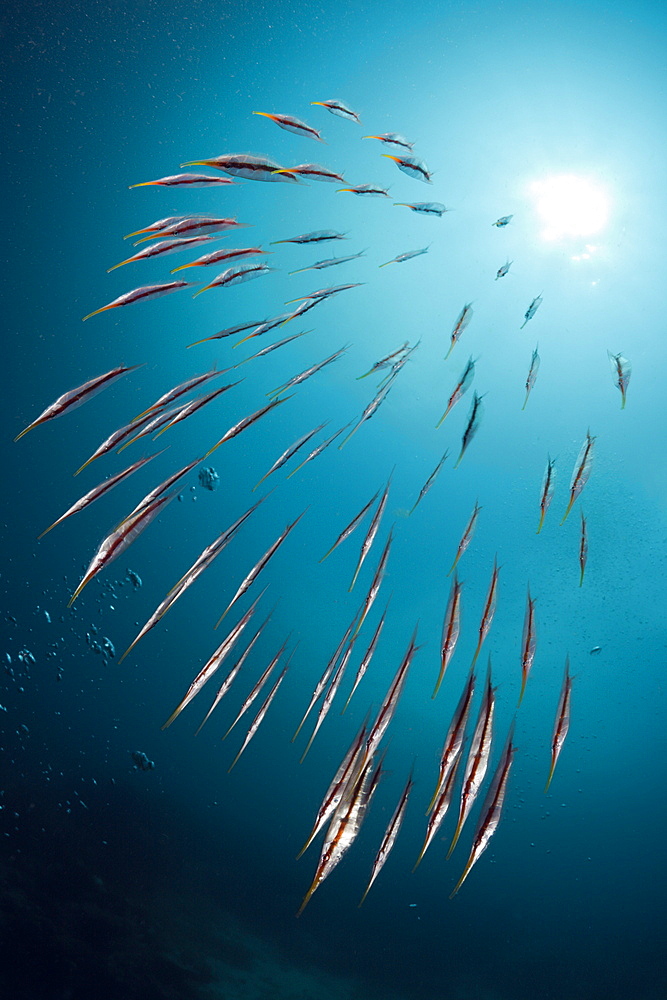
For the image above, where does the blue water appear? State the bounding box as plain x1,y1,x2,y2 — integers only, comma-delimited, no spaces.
2,1,666,998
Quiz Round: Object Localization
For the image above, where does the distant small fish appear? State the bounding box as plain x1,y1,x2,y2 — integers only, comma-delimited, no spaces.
129,173,235,189
437,356,475,427
273,164,344,183
311,99,361,123
545,657,573,792
82,282,193,321
454,390,485,468
363,133,414,150
589,646,601,655
337,184,389,197
445,303,473,360
578,510,588,587
181,153,299,182
383,154,432,183
192,263,273,297
394,202,448,216
495,260,512,280
523,345,541,410
561,430,595,524
520,294,543,329
253,111,323,142
272,230,347,245
607,350,631,408
492,215,513,227
537,455,556,533
379,246,429,267
519,586,537,706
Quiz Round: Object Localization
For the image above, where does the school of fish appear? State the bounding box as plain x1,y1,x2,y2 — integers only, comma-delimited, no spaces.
16,95,628,914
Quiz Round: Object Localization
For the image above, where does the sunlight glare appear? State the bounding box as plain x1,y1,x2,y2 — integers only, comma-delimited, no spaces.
531,175,609,240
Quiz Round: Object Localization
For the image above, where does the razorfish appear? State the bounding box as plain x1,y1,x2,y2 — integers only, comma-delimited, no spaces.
37,452,164,539
82,281,194,321
519,586,537,706
227,660,291,773
348,474,391,590
133,364,230,421
273,164,345,183
470,557,500,668
181,153,299,182
447,662,496,857
537,456,556,533
454,391,485,468
254,422,328,490
153,382,242,439
608,350,631,408
311,99,361,123
445,304,473,360
171,247,267,273
287,422,351,479
15,365,141,441
300,633,358,763
433,574,463,698
223,637,291,742
365,626,419,761
450,722,516,897
414,752,461,870
545,657,573,792
290,251,365,275
337,184,390,197
192,263,273,297
437,356,475,426
394,201,448,216
133,216,248,242
379,247,429,267
319,488,380,562
125,215,191,239
272,230,347,246
352,529,393,639
579,511,588,586
161,596,263,730
74,411,156,475
360,769,414,904
561,430,595,524
108,234,219,271
267,346,347,398
253,111,323,141
383,154,432,183
341,601,389,714
186,318,268,348
409,450,449,515
292,616,359,745
357,342,410,381
449,501,482,575
520,294,543,329
427,668,476,815
492,215,513,227
523,345,540,410
495,260,513,279
364,133,414,150
129,173,235,189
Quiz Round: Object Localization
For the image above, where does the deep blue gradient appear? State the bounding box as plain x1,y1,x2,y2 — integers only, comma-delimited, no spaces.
2,2,666,998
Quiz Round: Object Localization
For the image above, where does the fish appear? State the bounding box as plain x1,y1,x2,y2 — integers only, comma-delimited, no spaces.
470,557,499,668
426,669,476,815
38,452,163,539
365,626,419,761
579,510,588,586
352,530,393,640
74,411,156,475
237,331,310,366
445,303,473,360
363,133,414,150
153,382,241,439
311,99,361,123
300,632,358,763
536,455,556,533
161,596,263,730
409,450,448,515
133,216,248,243
523,345,540,410
608,350,631,408
338,381,393,450
15,365,141,441
124,215,191,239
519,586,537,706
133,364,230,422
186,318,268,349
192,263,273,297
545,657,573,792
561,430,595,524
450,721,516,897
379,246,429,267
437,356,475,427
297,753,380,916
68,492,173,607
382,154,432,183
272,230,347,245
215,510,307,625
433,574,463,698
341,601,389,714
129,173,235,189
495,260,513,280
82,281,193,321
118,494,268,663
171,246,267,273
447,662,496,857
413,752,461,871
394,202,448,216
117,402,188,453
253,111,323,141
520,294,543,329
267,346,347,398
273,164,345,183
228,660,290,772
292,615,359,746
254,422,328,490
223,637,290,742
357,342,410,381
449,501,482,575
454,391,485,468
349,475,391,591
337,184,390,197
290,251,366,275
319,488,380,562
285,283,363,305
492,215,513,227
359,769,414,904
287,422,351,479
117,455,202,525
195,609,272,736
234,313,304,347
107,235,218,271
180,153,299,182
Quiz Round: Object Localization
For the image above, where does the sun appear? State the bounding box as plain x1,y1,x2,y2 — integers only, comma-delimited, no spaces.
530,174,609,240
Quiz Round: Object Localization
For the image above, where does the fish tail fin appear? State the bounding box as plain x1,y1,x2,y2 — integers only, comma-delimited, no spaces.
446,818,464,860
299,727,318,763
560,496,575,525
412,844,428,873
192,285,212,298
296,879,318,918
444,341,454,360
161,703,184,730
37,521,58,541
358,883,372,907
518,674,527,706
579,568,585,587
536,510,546,534
68,576,90,608
82,304,115,322
431,667,445,700
470,641,482,669
106,260,129,272
544,759,556,793
170,262,194,273
449,855,474,898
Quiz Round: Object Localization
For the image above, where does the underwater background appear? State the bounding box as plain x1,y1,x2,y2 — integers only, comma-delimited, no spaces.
2,1,666,998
